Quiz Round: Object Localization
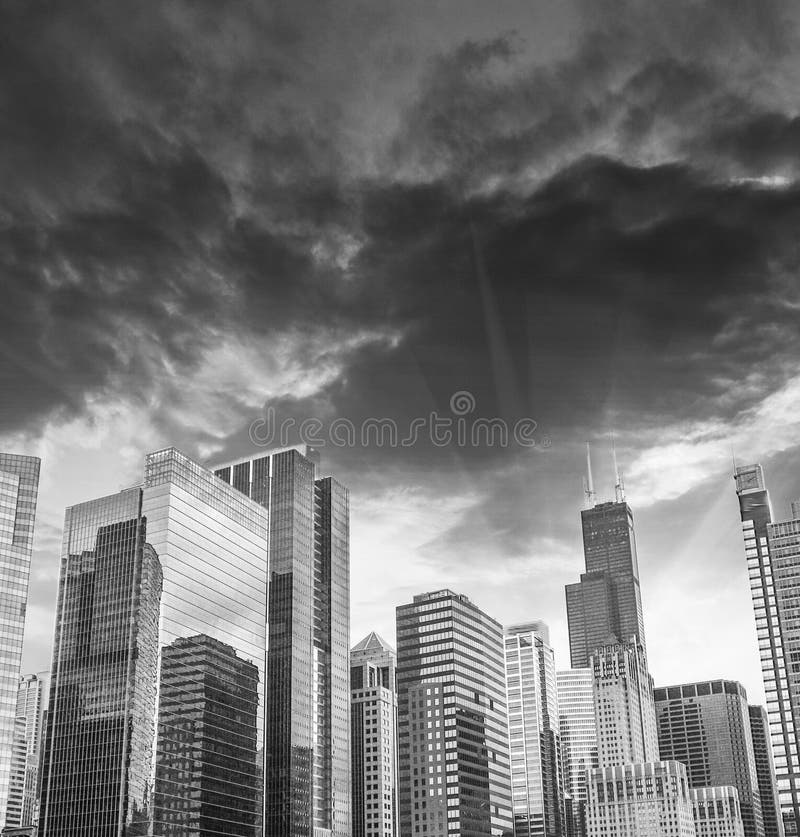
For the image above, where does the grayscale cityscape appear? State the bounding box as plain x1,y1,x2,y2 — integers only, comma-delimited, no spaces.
2,1,800,836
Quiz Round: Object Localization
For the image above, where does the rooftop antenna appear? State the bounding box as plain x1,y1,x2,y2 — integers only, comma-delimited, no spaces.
612,434,626,502
582,442,597,508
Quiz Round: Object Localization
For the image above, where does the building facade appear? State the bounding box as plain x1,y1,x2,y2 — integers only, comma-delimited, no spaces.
0,454,41,831
591,640,658,768
351,632,398,837
735,465,800,835
557,668,599,837
749,705,785,837
586,760,696,837
213,445,351,837
653,680,764,837
39,448,269,836
504,622,563,837
396,590,514,837
691,787,746,837
5,671,49,829
566,500,645,669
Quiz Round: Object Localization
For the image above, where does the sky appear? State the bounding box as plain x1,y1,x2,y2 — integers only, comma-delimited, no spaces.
2,0,800,704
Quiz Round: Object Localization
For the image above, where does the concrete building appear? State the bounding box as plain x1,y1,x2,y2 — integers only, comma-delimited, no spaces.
691,786,746,837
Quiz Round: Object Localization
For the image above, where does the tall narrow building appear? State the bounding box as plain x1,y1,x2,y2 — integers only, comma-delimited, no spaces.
566,449,645,669
351,632,398,837
396,590,513,837
213,445,351,837
653,680,764,837
504,621,563,837
735,464,800,835
749,705,784,837
557,668,598,837
5,671,49,830
40,448,269,837
0,454,40,832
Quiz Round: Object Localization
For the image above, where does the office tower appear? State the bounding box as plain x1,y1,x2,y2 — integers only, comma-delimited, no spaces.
396,590,513,837
0,454,40,831
585,761,696,837
691,787,746,837
591,640,657,768
653,680,764,837
5,671,49,829
504,621,563,837
40,448,269,837
566,449,645,669
735,464,800,835
749,705,784,837
557,669,599,837
351,632,398,837
213,445,351,837
153,634,260,834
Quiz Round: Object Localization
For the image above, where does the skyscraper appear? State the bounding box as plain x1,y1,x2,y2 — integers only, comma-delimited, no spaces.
5,671,49,830
566,450,645,669
749,705,784,837
591,640,658,767
213,445,351,837
735,464,800,835
0,453,40,832
653,680,764,837
504,621,563,837
557,668,599,837
40,448,269,837
396,589,513,837
691,787,746,837
351,632,398,837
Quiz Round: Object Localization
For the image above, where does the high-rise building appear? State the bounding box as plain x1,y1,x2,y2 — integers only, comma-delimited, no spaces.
557,668,599,837
586,761,696,837
591,640,657,768
351,632,398,837
5,671,49,829
653,680,764,837
749,705,784,837
39,448,269,837
566,490,645,669
735,464,800,835
504,621,563,837
0,454,40,831
396,589,513,837
691,787,746,837
213,444,350,837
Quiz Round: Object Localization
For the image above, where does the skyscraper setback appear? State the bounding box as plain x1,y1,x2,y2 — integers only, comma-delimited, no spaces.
0,454,41,832
735,464,800,835
214,445,351,837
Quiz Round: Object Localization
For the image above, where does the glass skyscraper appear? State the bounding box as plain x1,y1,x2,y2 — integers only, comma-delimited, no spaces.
39,448,269,836
351,632,398,837
566,501,645,669
0,453,41,832
396,590,513,837
557,668,598,837
653,680,764,837
504,621,563,837
749,705,785,837
735,464,800,835
213,445,351,837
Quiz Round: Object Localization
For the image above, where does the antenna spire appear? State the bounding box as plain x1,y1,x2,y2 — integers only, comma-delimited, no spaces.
612,434,625,502
583,442,597,508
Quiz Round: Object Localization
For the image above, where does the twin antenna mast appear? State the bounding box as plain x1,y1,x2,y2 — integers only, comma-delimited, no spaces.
583,438,626,508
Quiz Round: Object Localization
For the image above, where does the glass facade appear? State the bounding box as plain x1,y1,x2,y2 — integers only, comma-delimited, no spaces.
39,448,269,836
213,446,351,837
557,668,598,837
0,453,40,831
396,589,513,837
504,622,563,837
736,465,800,835
351,632,398,837
566,502,645,669
749,705,785,837
653,680,764,837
